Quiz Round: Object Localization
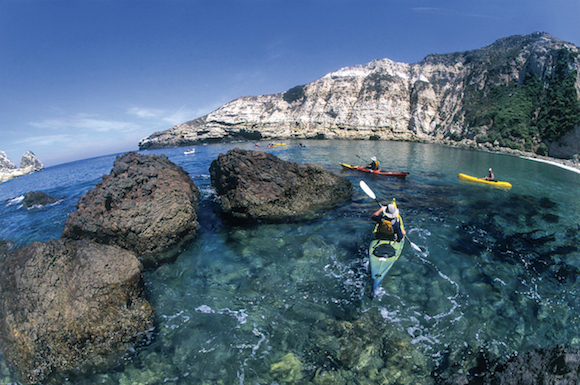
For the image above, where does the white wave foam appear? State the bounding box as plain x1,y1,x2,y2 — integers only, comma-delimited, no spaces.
195,305,248,326
522,156,580,174
6,195,24,206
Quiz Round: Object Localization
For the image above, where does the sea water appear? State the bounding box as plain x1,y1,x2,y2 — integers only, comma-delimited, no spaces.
0,140,579,384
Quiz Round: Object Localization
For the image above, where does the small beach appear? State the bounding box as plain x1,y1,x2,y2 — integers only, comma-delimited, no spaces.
521,155,580,174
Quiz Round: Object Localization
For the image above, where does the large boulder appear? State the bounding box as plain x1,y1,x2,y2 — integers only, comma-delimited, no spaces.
0,238,154,384
209,148,352,221
62,152,200,266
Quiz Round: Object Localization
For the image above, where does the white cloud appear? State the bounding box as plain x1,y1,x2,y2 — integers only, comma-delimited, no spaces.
163,105,194,126
29,113,141,133
126,107,165,119
125,105,210,126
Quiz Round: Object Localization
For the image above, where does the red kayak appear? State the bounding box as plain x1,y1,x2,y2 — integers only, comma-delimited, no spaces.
340,163,408,178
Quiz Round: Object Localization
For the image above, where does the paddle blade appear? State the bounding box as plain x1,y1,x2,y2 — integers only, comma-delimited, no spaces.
409,241,422,252
359,180,376,200
406,237,424,252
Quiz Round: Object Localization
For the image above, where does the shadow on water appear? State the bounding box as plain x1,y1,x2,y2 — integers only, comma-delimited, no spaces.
450,193,580,286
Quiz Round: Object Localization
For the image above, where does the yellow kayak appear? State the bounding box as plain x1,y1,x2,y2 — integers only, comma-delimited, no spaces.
458,173,512,188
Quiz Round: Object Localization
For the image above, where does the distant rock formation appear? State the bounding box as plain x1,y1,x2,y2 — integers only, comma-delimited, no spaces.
209,148,353,221
139,32,580,159
0,239,153,384
0,151,44,183
0,151,17,170
62,151,200,266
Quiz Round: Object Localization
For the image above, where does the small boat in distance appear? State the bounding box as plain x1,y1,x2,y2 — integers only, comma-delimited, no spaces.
184,149,195,155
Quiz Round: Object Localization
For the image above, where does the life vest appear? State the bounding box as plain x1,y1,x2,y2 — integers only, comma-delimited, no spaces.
375,215,404,241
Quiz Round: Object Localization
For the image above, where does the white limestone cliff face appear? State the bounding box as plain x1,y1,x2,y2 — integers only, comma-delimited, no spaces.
139,58,452,148
139,33,580,158
0,151,44,183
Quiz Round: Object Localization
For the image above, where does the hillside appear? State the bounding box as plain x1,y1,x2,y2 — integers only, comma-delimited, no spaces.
139,32,580,159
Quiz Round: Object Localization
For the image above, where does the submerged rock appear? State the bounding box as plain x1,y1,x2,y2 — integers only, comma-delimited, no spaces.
62,152,200,266
270,353,304,383
21,191,58,208
0,238,154,384
484,344,580,384
307,311,431,384
209,148,352,221
437,344,580,384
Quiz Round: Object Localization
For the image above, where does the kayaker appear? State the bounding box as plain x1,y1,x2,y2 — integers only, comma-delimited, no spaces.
372,203,406,241
482,168,495,181
367,156,380,170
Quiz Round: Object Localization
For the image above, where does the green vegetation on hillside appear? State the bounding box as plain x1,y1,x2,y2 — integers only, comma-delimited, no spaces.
474,72,542,151
536,49,580,142
465,48,580,153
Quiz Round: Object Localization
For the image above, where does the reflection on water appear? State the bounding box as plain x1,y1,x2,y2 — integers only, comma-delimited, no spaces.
0,140,579,384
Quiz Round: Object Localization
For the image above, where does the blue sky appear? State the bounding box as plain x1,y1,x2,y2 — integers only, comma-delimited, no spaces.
1,0,579,167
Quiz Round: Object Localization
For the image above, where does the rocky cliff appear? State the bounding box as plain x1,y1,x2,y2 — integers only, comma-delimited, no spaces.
0,151,44,183
139,32,580,159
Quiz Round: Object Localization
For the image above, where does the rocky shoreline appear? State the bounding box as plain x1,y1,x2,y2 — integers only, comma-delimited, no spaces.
0,152,201,384
0,150,355,384
422,136,580,173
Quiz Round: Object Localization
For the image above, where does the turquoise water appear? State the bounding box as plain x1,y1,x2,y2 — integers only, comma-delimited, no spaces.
1,140,579,384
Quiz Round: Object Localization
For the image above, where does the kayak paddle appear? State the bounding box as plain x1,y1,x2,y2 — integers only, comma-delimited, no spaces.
356,154,368,164
359,180,424,253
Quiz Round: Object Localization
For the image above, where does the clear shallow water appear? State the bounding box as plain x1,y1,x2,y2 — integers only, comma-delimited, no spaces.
1,140,579,384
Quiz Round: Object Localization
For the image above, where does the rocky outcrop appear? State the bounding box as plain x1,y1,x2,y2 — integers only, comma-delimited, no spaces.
62,152,200,266
139,32,580,159
0,152,201,383
0,239,154,384
547,126,580,158
21,191,58,208
209,148,352,221
0,151,44,183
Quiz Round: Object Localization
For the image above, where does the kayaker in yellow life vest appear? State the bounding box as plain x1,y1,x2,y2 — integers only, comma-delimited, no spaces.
367,156,380,170
371,203,406,242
